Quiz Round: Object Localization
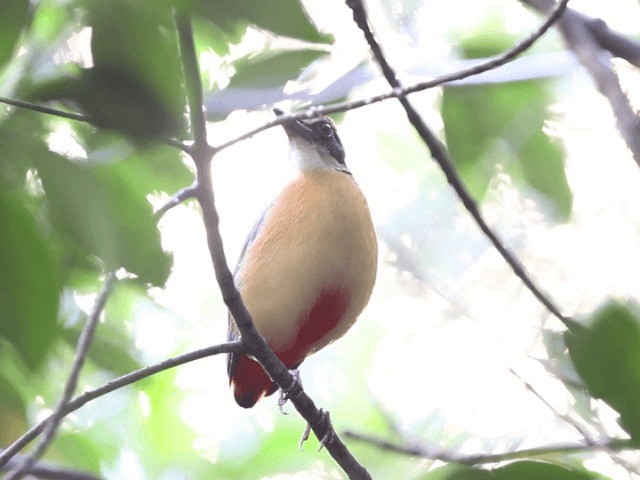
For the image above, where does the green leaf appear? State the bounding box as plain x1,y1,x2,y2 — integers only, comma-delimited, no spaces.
425,461,609,479
0,110,47,189
36,154,172,286
0,187,60,367
196,0,331,45
95,144,194,196
228,48,327,90
34,65,182,139
0,0,29,70
0,367,25,412
442,80,572,220
565,301,640,440
30,0,186,139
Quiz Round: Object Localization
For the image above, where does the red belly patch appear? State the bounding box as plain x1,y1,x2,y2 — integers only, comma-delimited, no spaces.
230,288,350,408
280,288,350,365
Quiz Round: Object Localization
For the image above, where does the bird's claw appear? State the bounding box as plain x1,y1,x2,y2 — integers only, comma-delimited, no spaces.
278,369,302,415
299,408,334,452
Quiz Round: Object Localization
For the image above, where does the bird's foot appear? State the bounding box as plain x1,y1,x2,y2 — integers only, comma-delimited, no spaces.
299,408,334,452
278,369,302,415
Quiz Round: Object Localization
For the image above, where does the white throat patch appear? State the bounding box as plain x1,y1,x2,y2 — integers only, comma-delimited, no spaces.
288,137,337,172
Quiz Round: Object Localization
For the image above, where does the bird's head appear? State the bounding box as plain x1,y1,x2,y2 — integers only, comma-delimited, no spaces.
274,108,348,174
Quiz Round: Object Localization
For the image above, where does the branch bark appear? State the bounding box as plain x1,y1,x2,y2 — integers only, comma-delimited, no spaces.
2,454,103,480
343,430,635,465
521,0,640,166
4,273,117,480
345,0,577,332
0,342,243,471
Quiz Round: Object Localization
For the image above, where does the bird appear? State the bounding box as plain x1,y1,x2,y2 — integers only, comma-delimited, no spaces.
227,109,377,408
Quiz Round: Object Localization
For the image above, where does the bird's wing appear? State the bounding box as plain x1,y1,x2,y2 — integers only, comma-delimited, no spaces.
227,203,272,378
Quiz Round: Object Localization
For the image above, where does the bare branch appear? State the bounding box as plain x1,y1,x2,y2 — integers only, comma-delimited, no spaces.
4,274,117,479
343,430,635,465
345,0,576,331
0,341,243,470
521,0,640,165
0,96,190,154
154,182,199,219
2,453,103,480
511,369,640,475
212,0,571,154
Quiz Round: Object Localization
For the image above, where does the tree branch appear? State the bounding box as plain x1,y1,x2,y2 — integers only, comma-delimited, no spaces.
345,0,577,332
511,369,640,474
2,453,103,480
343,430,635,465
521,0,640,166
175,12,372,480
154,182,199,219
0,96,190,154
4,273,117,480
212,0,571,155
0,341,243,471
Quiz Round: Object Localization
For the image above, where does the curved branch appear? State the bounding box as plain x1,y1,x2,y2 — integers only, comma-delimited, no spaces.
2,454,102,480
521,0,640,166
0,96,190,153
4,273,117,480
343,430,635,465
155,182,199,219
0,342,243,470
345,0,577,331
213,0,571,154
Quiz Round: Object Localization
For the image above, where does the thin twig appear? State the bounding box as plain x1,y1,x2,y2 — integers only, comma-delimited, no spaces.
5,274,117,480
0,96,88,123
343,430,635,465
212,0,571,155
510,368,594,440
0,341,243,470
2,453,103,480
154,182,199,219
521,0,640,166
175,12,372,480
345,0,577,332
511,369,640,474
0,96,190,154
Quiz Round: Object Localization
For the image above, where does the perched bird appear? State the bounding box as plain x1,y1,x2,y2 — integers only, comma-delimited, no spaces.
227,110,377,408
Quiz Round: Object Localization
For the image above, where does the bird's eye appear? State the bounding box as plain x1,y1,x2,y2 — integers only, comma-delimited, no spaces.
318,123,333,138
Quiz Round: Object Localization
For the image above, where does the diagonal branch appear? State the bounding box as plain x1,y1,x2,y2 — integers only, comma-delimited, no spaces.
521,0,640,165
4,273,117,480
343,430,635,465
510,369,640,475
212,0,572,155
154,182,199,219
0,341,243,470
175,12,372,480
345,0,578,332
2,453,103,480
0,96,190,153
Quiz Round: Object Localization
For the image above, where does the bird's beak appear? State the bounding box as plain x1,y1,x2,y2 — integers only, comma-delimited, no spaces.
273,108,313,141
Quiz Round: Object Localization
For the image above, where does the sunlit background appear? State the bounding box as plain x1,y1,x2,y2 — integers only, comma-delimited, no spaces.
4,0,640,478
152,0,640,478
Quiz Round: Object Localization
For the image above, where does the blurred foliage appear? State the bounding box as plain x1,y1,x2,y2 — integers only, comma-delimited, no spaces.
424,461,609,479
442,21,572,220
566,301,640,441
0,0,634,478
